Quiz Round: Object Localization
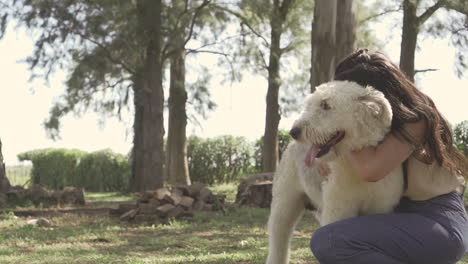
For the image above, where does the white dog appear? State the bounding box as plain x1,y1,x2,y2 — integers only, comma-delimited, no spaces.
266,81,404,264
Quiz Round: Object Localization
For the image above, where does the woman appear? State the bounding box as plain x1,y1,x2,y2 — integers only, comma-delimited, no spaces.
311,49,468,264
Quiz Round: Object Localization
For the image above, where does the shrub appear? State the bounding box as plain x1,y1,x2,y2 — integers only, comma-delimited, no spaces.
454,121,468,157
75,149,131,192
18,148,130,191
253,129,293,171
18,148,86,189
187,135,255,184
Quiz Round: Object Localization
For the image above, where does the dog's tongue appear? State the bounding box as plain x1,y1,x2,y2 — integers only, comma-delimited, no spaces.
305,146,320,167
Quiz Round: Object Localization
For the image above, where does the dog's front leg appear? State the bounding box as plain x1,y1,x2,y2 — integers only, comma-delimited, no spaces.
266,189,306,264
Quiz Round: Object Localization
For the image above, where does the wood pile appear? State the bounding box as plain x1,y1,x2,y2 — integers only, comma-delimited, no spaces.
4,184,85,207
113,182,225,223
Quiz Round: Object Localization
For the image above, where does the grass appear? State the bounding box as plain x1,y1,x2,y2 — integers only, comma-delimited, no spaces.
0,182,466,263
0,206,318,264
0,183,318,264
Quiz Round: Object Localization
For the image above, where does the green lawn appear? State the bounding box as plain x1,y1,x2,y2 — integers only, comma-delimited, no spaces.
0,183,466,264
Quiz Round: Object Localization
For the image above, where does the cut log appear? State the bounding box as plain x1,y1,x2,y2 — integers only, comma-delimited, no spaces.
167,206,185,218
154,188,171,200
59,187,85,206
139,191,155,203
139,203,157,214
164,191,183,205
192,200,205,211
120,208,139,221
179,196,194,208
148,198,161,208
156,203,176,215
174,185,190,196
187,182,205,197
197,187,212,202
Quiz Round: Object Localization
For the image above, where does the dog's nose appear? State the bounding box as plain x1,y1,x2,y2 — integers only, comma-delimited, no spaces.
289,127,301,140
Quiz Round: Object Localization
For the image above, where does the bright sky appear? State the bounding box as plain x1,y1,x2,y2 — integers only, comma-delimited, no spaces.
1,19,467,165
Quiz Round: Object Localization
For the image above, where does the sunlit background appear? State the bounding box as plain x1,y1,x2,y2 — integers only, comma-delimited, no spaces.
1,16,467,165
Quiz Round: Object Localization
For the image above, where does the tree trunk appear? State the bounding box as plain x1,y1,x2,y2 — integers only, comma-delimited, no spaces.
335,0,356,63
131,0,165,191
0,138,11,193
311,0,337,92
400,0,419,82
166,49,190,185
261,4,283,173
130,74,144,191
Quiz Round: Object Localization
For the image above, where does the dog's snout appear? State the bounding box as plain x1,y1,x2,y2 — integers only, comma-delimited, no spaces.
289,127,301,140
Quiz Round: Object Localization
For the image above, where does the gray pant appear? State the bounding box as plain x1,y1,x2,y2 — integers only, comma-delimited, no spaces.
310,191,468,264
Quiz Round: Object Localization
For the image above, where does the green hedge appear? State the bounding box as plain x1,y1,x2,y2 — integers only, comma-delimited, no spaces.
253,130,293,171
18,148,130,191
454,121,468,157
75,149,130,191
187,135,256,184
18,148,86,189
18,131,292,188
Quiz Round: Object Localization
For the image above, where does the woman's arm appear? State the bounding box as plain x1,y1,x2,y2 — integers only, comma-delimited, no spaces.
346,121,425,182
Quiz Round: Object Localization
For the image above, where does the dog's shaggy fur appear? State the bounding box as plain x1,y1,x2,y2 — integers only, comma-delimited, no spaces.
266,81,404,264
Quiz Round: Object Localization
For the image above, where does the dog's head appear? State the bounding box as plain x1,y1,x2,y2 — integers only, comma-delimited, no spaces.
290,80,392,166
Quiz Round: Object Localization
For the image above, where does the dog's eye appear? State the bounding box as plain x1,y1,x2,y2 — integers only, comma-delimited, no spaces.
320,100,331,110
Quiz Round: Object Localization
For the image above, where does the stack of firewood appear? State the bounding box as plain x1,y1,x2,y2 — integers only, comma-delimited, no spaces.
114,182,225,223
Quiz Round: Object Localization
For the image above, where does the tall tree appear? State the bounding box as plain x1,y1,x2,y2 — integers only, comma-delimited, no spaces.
261,0,295,173
2,0,165,191
133,0,165,190
400,0,468,81
163,0,223,185
311,0,356,92
222,0,313,172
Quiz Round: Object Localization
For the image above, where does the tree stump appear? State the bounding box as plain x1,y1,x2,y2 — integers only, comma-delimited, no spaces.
235,173,274,208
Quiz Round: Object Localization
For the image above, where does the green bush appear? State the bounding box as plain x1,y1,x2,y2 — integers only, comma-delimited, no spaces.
253,129,293,171
75,149,131,192
18,148,130,191
187,135,255,184
18,148,86,189
454,120,468,157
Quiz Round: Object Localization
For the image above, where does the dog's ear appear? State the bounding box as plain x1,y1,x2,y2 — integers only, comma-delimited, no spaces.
357,90,392,126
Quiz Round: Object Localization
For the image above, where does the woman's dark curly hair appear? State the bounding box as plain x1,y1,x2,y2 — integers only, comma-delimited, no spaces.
334,49,468,178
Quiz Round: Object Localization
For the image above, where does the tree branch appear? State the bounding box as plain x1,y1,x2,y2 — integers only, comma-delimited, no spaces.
183,0,211,47
279,0,295,20
417,0,446,26
443,0,468,15
212,4,270,47
73,31,136,75
280,39,305,55
414,68,439,74
186,49,230,56
162,0,211,62
358,7,402,25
